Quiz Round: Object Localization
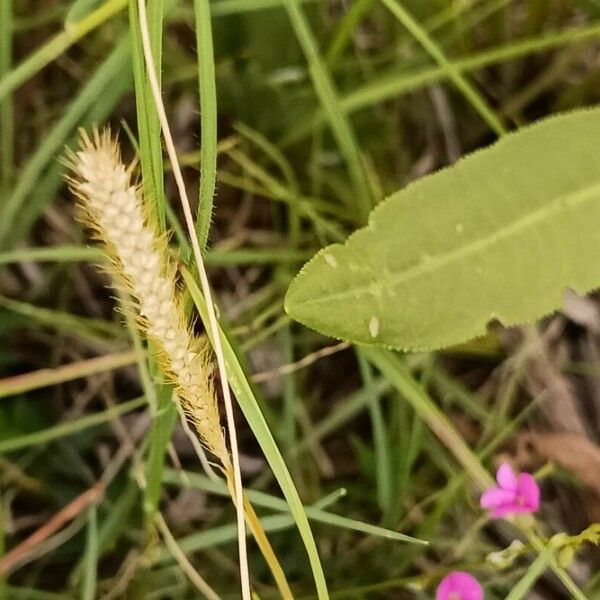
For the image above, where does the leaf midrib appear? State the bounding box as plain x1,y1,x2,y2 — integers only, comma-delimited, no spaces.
292,181,600,307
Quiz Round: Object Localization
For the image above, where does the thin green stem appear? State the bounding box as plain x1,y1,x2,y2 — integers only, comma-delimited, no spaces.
377,0,506,135
0,39,130,247
0,397,146,454
285,22,600,145
0,0,127,101
0,0,13,189
357,350,393,515
81,506,98,600
326,0,374,66
129,0,166,229
282,0,373,222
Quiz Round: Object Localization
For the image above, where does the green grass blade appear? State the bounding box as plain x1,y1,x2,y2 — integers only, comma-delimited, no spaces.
65,0,106,23
0,245,313,267
363,349,493,491
4,588,72,600
0,396,146,454
128,0,178,520
346,22,600,114
357,350,393,515
0,246,102,264
285,21,600,146
0,0,127,102
181,266,330,600
0,488,4,595
0,39,130,248
504,544,555,600
144,387,177,514
0,351,137,399
0,295,126,345
282,0,373,222
81,506,99,600
289,378,391,457
155,490,346,563
163,469,426,544
378,0,506,135
205,0,322,17
128,0,166,229
0,0,13,190
3,60,131,250
193,0,218,250
325,0,374,66
69,482,138,585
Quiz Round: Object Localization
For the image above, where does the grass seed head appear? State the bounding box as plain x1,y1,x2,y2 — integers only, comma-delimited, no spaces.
66,128,228,463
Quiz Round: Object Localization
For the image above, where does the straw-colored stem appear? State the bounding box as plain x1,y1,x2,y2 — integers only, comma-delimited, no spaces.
134,1,251,597
155,513,222,600
224,466,294,600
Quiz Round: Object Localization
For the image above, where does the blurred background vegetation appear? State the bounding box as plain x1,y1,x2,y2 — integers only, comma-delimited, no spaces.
3,0,600,598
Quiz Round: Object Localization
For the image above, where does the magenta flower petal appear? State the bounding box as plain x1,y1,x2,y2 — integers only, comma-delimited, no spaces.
496,462,518,491
481,463,541,519
517,473,540,511
490,504,520,518
436,571,483,600
480,487,515,509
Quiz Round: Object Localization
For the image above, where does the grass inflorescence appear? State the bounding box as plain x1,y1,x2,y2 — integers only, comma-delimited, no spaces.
66,128,228,464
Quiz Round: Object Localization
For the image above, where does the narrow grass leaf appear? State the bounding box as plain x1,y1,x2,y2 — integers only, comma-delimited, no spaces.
0,39,129,247
128,0,166,229
163,469,426,543
285,22,600,146
0,0,13,189
181,266,330,600
81,506,98,600
0,351,137,399
0,295,126,345
0,396,146,454
4,58,131,250
0,0,127,101
282,0,373,222
356,350,393,515
378,0,506,135
193,0,218,249
363,349,493,491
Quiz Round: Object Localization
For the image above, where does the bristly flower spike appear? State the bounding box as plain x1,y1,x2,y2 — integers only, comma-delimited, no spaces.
66,128,228,464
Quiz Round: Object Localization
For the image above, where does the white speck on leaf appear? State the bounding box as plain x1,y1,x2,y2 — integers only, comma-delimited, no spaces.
456,223,464,233
369,316,379,338
324,253,338,267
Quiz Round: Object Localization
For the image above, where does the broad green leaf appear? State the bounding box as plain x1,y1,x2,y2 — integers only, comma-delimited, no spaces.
285,107,600,350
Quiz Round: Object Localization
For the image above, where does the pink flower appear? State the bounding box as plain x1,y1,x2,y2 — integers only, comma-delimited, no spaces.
480,463,540,519
436,571,483,600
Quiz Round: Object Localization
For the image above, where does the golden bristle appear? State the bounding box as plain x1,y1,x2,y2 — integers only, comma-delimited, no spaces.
67,129,228,463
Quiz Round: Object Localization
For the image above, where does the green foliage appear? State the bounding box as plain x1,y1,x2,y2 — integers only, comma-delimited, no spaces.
5,1,600,597
286,107,600,350
181,266,330,599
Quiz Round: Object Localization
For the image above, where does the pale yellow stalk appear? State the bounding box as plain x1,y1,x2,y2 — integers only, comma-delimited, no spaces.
133,1,251,597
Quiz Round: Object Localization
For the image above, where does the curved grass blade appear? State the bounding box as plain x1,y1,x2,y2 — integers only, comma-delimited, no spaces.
181,266,330,600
